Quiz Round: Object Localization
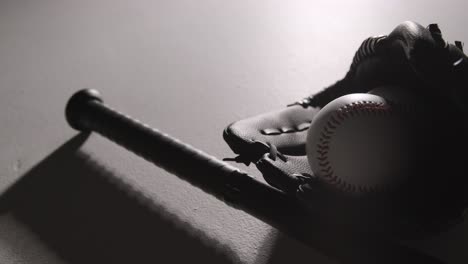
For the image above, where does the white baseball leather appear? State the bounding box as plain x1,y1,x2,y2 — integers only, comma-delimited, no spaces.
306,91,416,194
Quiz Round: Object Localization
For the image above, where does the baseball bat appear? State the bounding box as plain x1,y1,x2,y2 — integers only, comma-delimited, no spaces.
65,89,310,236
64,89,446,263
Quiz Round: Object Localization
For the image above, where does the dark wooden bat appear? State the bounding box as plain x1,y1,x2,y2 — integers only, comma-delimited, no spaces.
64,89,444,264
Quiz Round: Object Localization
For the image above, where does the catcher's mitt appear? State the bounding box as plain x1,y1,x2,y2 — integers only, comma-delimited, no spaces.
223,21,468,235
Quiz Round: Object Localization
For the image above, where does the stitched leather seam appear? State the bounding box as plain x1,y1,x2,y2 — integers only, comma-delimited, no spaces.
260,122,311,136
315,100,399,194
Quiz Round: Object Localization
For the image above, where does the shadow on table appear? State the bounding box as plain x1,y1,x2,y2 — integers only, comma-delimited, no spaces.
254,229,450,264
0,134,240,264
0,133,459,264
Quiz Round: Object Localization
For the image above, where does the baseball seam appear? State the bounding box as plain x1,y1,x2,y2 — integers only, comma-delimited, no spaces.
315,100,397,193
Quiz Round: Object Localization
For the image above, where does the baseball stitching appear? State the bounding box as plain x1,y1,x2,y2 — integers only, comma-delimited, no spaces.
315,100,396,193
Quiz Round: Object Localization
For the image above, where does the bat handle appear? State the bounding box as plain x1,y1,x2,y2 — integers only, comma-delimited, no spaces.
65,89,295,213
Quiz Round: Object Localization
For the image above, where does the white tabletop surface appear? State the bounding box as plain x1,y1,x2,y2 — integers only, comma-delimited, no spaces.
1,0,468,263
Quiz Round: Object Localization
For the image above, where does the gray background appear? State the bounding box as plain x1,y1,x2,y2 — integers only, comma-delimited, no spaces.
1,0,468,263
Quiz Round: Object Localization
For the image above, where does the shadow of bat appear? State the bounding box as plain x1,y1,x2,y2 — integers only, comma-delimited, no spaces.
0,133,240,264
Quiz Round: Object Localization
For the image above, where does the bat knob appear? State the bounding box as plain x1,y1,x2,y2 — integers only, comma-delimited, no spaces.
66,88,103,131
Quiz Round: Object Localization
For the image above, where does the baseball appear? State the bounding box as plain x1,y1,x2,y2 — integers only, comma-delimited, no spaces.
305,86,419,195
